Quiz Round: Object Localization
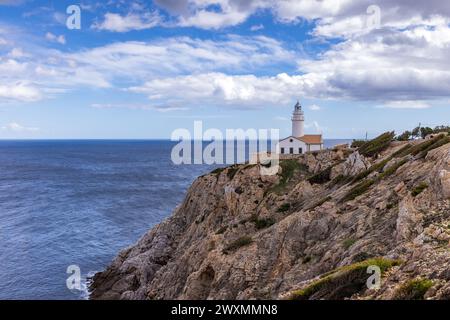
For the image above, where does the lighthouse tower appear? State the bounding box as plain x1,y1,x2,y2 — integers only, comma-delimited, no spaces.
291,101,304,137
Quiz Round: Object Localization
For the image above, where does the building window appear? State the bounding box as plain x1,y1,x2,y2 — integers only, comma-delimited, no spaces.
280,147,285,154
289,147,294,154
299,147,302,154
289,138,293,142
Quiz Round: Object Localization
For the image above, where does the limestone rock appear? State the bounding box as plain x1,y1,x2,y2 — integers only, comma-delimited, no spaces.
90,142,450,300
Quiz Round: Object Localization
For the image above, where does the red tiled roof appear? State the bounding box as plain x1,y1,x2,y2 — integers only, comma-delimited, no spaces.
298,134,323,144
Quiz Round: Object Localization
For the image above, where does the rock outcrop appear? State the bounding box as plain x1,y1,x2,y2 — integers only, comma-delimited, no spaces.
90,139,450,300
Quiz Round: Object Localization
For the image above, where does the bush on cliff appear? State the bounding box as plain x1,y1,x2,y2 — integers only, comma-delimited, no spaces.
222,236,253,254
357,132,395,157
393,278,433,300
411,182,428,197
307,166,332,184
289,258,402,300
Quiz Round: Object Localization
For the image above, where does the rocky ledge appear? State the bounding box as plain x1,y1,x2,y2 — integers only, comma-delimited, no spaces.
90,133,450,300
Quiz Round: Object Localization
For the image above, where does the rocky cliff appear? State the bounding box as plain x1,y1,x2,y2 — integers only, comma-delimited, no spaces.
90,134,450,300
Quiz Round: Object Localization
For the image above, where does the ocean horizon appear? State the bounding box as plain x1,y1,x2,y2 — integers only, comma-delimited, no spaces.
0,139,350,299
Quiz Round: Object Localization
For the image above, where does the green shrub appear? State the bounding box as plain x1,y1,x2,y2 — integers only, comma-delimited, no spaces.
351,157,392,184
309,196,332,210
302,256,312,264
340,179,375,203
251,216,276,229
227,166,240,180
351,140,366,148
216,226,227,234
392,144,413,157
289,258,402,300
343,238,356,250
330,175,351,186
277,203,291,212
394,278,433,300
411,182,428,197
222,236,253,254
408,134,448,157
396,131,411,141
379,158,408,180
280,160,305,183
417,136,450,158
211,167,226,175
268,160,307,194
357,132,395,157
308,166,332,184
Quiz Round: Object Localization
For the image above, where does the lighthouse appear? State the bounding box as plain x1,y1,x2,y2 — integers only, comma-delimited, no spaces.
278,100,323,155
292,101,304,137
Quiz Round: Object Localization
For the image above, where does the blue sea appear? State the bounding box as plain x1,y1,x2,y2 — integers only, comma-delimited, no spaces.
0,139,350,300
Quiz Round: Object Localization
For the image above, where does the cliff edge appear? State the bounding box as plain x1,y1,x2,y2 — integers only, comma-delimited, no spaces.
90,134,450,300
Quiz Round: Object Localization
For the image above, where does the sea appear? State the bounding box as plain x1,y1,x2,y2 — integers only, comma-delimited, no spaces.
0,139,350,299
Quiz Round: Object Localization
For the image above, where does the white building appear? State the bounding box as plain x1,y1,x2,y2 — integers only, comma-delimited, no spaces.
278,101,323,154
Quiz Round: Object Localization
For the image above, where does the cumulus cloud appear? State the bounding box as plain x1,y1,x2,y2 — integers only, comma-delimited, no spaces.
0,82,42,102
308,104,321,111
250,24,264,31
127,72,315,107
91,103,188,112
1,122,39,132
379,101,432,109
45,32,66,44
4,0,450,108
93,11,162,32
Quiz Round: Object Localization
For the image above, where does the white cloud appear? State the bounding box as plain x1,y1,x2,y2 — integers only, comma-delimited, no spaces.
379,101,432,109
178,8,249,29
250,24,264,31
308,104,321,111
0,82,42,102
8,48,28,58
1,122,39,132
91,103,188,112
45,32,66,44
127,72,314,107
305,121,325,133
93,12,162,32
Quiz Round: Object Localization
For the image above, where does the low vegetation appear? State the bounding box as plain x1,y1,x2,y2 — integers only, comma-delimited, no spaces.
357,132,395,157
251,216,276,230
277,203,291,212
222,236,253,254
308,196,332,210
227,166,240,180
351,156,392,184
345,158,408,202
216,226,227,234
351,140,366,148
267,160,307,194
307,166,333,184
342,238,356,250
378,158,408,180
289,258,402,300
396,125,450,140
403,134,450,158
392,144,413,158
330,174,351,187
211,167,226,175
411,182,428,197
340,179,375,203
393,278,433,300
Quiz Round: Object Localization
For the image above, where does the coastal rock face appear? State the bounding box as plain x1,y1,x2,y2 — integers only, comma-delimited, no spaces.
90,141,450,300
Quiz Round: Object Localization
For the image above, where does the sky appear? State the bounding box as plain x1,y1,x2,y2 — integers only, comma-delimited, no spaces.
0,0,449,139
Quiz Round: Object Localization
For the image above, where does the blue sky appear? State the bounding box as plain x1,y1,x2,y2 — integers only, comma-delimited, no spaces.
0,0,449,139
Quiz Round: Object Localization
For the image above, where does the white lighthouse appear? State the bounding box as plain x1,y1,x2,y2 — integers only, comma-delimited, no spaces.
291,101,304,137
278,100,323,155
